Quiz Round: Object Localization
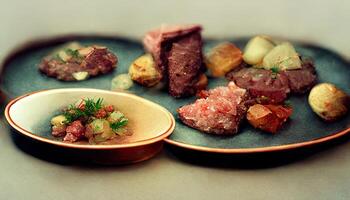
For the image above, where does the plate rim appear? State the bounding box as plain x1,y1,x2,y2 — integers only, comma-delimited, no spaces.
164,126,350,153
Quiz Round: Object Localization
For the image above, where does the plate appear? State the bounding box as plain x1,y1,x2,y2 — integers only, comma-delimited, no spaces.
1,35,349,153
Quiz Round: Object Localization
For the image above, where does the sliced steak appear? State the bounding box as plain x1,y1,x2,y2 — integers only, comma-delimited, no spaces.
168,32,202,97
226,66,290,103
178,82,248,135
143,24,204,97
282,60,317,94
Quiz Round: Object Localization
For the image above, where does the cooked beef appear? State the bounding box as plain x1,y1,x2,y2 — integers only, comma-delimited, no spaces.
39,46,117,81
226,60,317,103
282,60,317,94
178,82,248,135
64,120,85,142
168,32,202,97
226,66,290,103
143,24,204,97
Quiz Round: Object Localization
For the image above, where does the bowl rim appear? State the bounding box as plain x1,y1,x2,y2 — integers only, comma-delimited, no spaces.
4,88,175,149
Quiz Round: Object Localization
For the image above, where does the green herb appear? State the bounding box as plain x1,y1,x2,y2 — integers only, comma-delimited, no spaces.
271,67,280,74
65,48,81,59
110,118,128,131
52,54,65,63
284,100,292,107
63,98,104,124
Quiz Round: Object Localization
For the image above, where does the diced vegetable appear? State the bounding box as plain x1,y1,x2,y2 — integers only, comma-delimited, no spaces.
108,111,124,123
129,54,161,87
308,83,349,121
204,42,243,77
247,104,292,133
243,36,275,65
72,71,89,81
78,47,94,56
262,42,302,70
111,74,133,90
51,115,67,126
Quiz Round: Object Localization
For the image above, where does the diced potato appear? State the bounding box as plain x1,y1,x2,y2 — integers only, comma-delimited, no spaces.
243,36,275,65
262,42,302,70
50,115,67,126
111,74,133,90
107,111,124,123
129,54,161,87
204,42,243,77
308,83,349,121
78,47,94,56
58,50,71,62
90,119,114,139
72,71,89,81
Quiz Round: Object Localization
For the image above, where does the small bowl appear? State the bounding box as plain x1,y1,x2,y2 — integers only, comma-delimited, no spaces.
5,88,175,165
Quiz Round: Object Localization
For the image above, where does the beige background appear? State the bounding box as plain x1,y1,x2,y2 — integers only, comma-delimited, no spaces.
1,0,350,199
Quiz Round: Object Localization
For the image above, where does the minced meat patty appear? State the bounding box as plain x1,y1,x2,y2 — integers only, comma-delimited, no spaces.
226,60,317,103
178,82,248,135
39,44,117,81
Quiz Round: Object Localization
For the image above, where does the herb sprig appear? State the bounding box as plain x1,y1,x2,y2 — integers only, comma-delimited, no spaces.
63,98,104,124
65,48,82,59
110,118,128,131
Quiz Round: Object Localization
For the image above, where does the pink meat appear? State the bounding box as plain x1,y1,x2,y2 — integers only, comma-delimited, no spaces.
64,120,85,142
178,82,248,135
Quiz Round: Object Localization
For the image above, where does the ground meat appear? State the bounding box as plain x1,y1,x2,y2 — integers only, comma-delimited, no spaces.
64,120,85,142
226,66,290,103
39,47,117,81
282,60,317,94
51,125,66,137
178,82,248,135
143,24,204,97
226,60,317,103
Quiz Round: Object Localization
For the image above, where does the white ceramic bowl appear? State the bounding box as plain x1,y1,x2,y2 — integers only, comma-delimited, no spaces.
5,88,175,164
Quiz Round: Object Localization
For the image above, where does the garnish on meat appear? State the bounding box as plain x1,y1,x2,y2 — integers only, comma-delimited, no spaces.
177,82,248,135
39,42,117,81
143,24,205,98
246,104,293,133
50,98,130,144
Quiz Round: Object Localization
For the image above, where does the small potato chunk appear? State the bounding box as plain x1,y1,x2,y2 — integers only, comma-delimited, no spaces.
111,73,133,90
51,115,67,126
129,54,161,87
308,83,349,121
247,104,292,133
205,42,243,77
262,42,302,70
72,71,89,81
243,36,275,65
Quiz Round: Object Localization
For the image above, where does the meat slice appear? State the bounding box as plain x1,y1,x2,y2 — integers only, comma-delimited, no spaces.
143,24,203,97
168,32,202,97
282,60,317,94
143,24,202,77
226,66,290,103
178,82,248,135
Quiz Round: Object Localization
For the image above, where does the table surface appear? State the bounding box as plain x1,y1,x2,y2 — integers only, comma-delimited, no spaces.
2,0,350,199
1,114,350,200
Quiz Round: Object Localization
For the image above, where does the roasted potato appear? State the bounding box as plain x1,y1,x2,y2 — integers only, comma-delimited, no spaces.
129,54,161,87
262,42,302,70
247,104,292,133
204,42,242,77
243,36,275,65
308,83,349,121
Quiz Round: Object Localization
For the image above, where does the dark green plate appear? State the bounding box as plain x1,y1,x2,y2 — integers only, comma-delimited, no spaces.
1,36,349,153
